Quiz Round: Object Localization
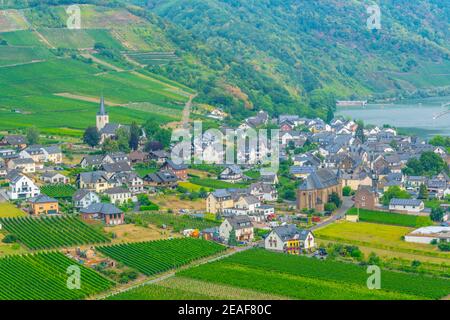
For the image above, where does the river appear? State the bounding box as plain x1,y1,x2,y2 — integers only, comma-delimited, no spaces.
336,96,450,138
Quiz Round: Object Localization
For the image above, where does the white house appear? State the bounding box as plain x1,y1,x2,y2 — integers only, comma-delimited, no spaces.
8,174,40,200
41,172,69,184
7,158,36,174
265,224,315,254
73,189,100,209
219,165,243,183
104,187,132,205
405,226,450,244
389,198,425,214
219,216,254,243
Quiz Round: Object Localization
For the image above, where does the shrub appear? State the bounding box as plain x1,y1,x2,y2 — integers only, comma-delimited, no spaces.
2,234,18,243
342,186,352,197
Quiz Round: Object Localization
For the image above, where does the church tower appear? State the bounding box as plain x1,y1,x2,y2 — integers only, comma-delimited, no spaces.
96,95,109,131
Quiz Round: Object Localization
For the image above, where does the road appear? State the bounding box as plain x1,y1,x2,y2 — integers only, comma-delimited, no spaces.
95,243,256,300
311,196,354,231
0,189,8,203
182,94,197,129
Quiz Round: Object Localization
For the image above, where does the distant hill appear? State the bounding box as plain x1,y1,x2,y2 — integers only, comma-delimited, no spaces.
0,0,449,126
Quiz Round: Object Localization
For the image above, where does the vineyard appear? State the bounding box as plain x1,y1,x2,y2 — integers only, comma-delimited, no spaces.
123,51,181,66
0,252,113,300
346,208,432,227
41,184,77,199
97,238,226,276
127,213,220,232
178,249,450,300
0,216,110,250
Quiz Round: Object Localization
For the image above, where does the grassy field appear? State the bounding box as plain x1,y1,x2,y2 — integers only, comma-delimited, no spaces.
0,56,189,134
178,249,450,300
346,208,432,227
107,276,289,300
39,29,124,50
315,221,450,259
104,223,179,244
0,203,26,218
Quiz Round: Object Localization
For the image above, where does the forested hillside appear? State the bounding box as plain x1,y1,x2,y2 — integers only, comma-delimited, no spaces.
0,0,449,123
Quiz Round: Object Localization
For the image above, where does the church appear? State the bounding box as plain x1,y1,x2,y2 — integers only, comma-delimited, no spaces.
96,95,126,143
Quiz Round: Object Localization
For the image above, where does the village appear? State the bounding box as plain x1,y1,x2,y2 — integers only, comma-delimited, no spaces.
0,96,449,268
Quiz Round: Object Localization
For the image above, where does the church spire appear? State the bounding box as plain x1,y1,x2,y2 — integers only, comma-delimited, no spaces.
98,94,107,115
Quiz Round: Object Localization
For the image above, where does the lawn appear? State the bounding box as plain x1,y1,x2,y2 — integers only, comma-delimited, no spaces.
315,221,450,259
0,203,26,218
178,181,211,192
346,208,432,227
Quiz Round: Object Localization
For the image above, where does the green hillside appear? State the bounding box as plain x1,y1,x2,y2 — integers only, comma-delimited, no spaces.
0,0,449,129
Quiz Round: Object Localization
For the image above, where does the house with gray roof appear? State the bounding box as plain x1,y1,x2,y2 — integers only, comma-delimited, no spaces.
73,189,100,209
265,224,315,254
80,203,124,225
389,198,425,214
219,215,254,243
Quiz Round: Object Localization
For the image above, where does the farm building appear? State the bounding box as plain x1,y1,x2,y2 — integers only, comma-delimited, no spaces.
389,198,425,214
265,224,315,254
405,226,450,244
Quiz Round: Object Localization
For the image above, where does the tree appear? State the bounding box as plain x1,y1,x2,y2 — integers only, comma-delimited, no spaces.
430,208,444,222
326,107,334,124
83,127,100,147
26,127,39,145
324,202,337,212
418,184,428,200
381,186,411,206
342,186,352,197
329,192,342,208
228,229,238,246
116,127,130,153
403,152,448,176
129,122,140,151
144,141,164,152
102,138,119,153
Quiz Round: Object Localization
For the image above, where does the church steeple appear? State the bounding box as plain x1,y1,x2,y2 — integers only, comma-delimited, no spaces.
98,94,107,116
96,94,109,131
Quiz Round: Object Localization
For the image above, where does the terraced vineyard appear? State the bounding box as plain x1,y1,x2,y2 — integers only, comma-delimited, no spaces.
123,51,181,66
0,252,113,300
178,249,450,300
97,238,226,276
41,184,76,199
0,216,110,250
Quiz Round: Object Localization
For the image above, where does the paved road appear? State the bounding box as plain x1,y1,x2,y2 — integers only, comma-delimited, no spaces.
311,196,354,231
182,94,197,129
0,189,8,203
